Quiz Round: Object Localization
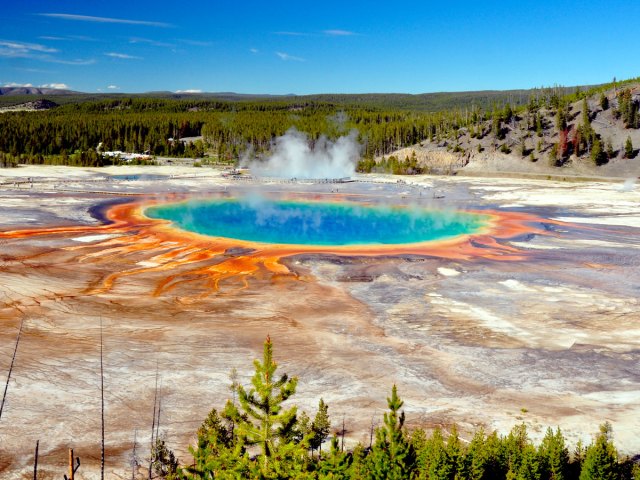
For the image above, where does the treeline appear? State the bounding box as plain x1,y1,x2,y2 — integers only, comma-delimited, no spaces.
0,87,604,163
0,150,156,168
0,98,463,164
358,151,427,175
0,152,18,168
150,338,639,479
1,77,638,170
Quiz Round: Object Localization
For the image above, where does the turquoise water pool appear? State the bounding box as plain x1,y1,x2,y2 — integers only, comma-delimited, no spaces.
145,198,488,246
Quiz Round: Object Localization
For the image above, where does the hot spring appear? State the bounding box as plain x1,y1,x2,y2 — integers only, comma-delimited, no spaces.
145,198,490,246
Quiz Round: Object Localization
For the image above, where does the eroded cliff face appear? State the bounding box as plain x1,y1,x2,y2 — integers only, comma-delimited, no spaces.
379,87,640,180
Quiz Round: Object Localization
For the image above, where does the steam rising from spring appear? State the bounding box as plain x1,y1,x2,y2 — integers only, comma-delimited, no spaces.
247,127,361,179
620,178,636,192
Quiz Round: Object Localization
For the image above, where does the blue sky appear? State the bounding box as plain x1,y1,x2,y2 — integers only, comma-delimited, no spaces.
0,1,638,94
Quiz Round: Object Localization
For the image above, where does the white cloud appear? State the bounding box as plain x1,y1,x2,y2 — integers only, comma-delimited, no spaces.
40,83,69,89
3,82,34,88
47,58,95,65
39,35,98,42
38,13,171,28
107,85,119,90
0,40,58,55
105,52,142,60
15,67,56,74
323,29,357,36
0,39,92,65
175,89,202,93
250,48,259,54
276,51,305,62
129,37,174,48
272,30,358,37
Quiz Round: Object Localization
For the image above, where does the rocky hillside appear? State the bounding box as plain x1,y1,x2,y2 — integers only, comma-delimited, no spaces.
380,83,640,179
0,99,59,113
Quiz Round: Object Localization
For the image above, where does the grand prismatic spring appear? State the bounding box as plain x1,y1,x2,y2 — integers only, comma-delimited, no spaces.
0,169,639,477
145,198,490,246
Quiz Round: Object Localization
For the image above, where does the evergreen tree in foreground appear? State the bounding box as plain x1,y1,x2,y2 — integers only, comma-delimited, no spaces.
579,423,618,480
366,384,416,479
152,437,180,479
151,337,638,479
224,335,310,477
318,435,352,479
311,398,331,457
538,427,570,480
186,407,249,478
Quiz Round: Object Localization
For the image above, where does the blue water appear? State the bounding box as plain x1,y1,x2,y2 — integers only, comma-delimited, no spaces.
145,198,488,246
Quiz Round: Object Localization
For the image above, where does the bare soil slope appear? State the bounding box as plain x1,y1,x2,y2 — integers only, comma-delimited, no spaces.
381,84,640,179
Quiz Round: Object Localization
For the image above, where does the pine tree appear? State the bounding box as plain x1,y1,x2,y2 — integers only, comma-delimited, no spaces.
493,112,504,140
464,428,489,480
535,114,543,137
318,435,352,479
568,440,586,480
225,336,306,475
503,103,513,124
196,408,232,453
515,444,541,480
624,136,633,158
485,430,507,479
538,427,569,480
348,443,368,480
367,385,416,479
579,423,618,480
151,437,180,479
573,129,581,157
605,139,614,159
591,137,605,165
549,144,559,166
295,410,312,445
618,89,638,128
599,93,609,111
311,398,331,457
581,99,591,128
411,428,429,474
556,107,568,132
425,428,452,480
445,425,465,479
503,423,540,480
186,408,249,479
519,138,527,157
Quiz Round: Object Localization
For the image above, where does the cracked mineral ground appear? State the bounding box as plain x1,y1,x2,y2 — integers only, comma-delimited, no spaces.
0,166,639,479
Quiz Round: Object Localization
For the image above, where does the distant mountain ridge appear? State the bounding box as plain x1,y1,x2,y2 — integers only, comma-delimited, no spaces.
0,84,599,112
0,87,79,96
